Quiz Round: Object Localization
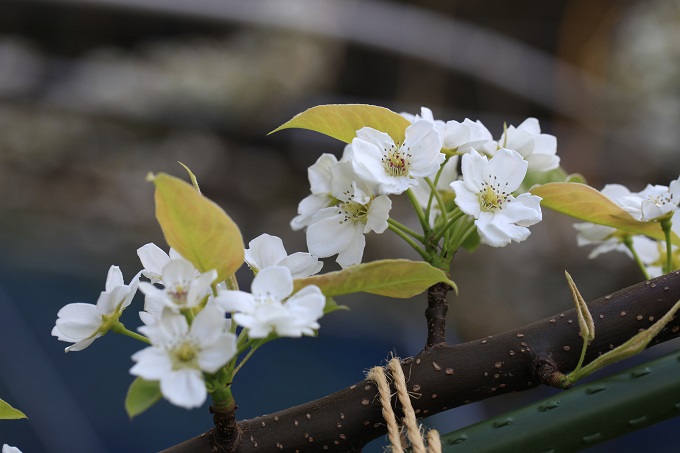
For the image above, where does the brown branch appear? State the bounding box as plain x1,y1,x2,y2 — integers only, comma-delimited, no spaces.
425,281,452,348
160,271,680,453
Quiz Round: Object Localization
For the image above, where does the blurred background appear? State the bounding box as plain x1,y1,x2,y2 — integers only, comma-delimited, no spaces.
1,0,679,451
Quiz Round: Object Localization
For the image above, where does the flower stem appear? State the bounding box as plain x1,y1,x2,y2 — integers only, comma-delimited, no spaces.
623,236,651,280
388,223,430,261
433,210,465,244
661,218,674,274
110,322,151,345
406,188,430,235
387,218,425,242
424,176,448,225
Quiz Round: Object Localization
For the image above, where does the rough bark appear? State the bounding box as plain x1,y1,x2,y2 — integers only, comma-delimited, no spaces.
161,271,680,453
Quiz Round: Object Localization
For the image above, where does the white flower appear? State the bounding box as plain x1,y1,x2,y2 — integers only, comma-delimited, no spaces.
215,266,325,339
2,445,22,453
245,234,322,278
137,243,187,284
130,303,236,409
305,160,391,267
291,153,338,231
402,107,494,153
450,148,542,247
138,259,217,313
52,266,139,352
636,179,680,221
346,120,444,194
572,184,636,257
495,118,559,172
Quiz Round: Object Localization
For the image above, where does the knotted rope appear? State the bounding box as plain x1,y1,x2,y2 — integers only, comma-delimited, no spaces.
367,358,442,453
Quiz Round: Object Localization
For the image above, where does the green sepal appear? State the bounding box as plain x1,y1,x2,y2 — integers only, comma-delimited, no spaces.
125,377,162,419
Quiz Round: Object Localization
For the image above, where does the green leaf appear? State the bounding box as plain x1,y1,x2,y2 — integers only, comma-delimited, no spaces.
294,259,456,298
149,172,245,282
125,377,162,419
269,104,411,145
0,398,26,420
532,182,680,245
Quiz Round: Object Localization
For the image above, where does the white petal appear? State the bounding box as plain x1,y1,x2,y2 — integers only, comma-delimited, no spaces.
190,302,227,346
54,303,101,340
214,290,255,314
160,369,206,409
137,243,171,283
162,259,197,287
517,117,541,134
451,181,481,217
198,332,237,373
336,224,366,268
291,193,334,231
306,212,355,258
251,266,293,300
245,234,288,271
105,265,124,292
308,153,338,194
278,252,323,278
130,347,172,380
365,195,391,234
486,148,527,191
460,150,488,192
186,270,217,308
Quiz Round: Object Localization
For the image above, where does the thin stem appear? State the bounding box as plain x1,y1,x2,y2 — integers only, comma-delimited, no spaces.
232,343,262,377
661,218,674,274
424,177,448,225
623,236,651,280
388,223,430,261
433,210,466,244
387,218,425,242
111,322,151,345
226,274,239,291
405,188,430,235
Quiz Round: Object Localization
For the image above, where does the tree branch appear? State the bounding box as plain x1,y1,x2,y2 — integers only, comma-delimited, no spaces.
161,271,680,453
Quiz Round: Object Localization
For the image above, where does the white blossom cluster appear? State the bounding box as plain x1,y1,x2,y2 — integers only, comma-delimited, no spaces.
575,180,680,277
52,236,325,409
292,106,556,261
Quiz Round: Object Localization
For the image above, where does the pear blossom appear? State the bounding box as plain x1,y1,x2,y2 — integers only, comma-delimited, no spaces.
137,243,188,284
634,179,680,221
138,259,216,313
304,160,391,268
493,118,559,172
245,234,322,278
450,148,542,247
52,266,139,352
215,266,325,339
291,153,338,230
345,120,444,194
402,107,494,153
130,303,236,409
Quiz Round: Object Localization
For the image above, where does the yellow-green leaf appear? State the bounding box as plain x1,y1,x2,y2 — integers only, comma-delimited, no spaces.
269,104,411,145
0,398,26,420
293,259,456,298
125,377,162,419
532,182,680,245
149,172,244,282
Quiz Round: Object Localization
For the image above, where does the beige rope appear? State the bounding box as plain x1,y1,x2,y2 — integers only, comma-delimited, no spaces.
368,357,442,453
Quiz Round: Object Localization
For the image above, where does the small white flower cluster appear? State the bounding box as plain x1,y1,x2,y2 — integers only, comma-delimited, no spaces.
575,180,680,277
292,106,555,259
52,235,325,409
